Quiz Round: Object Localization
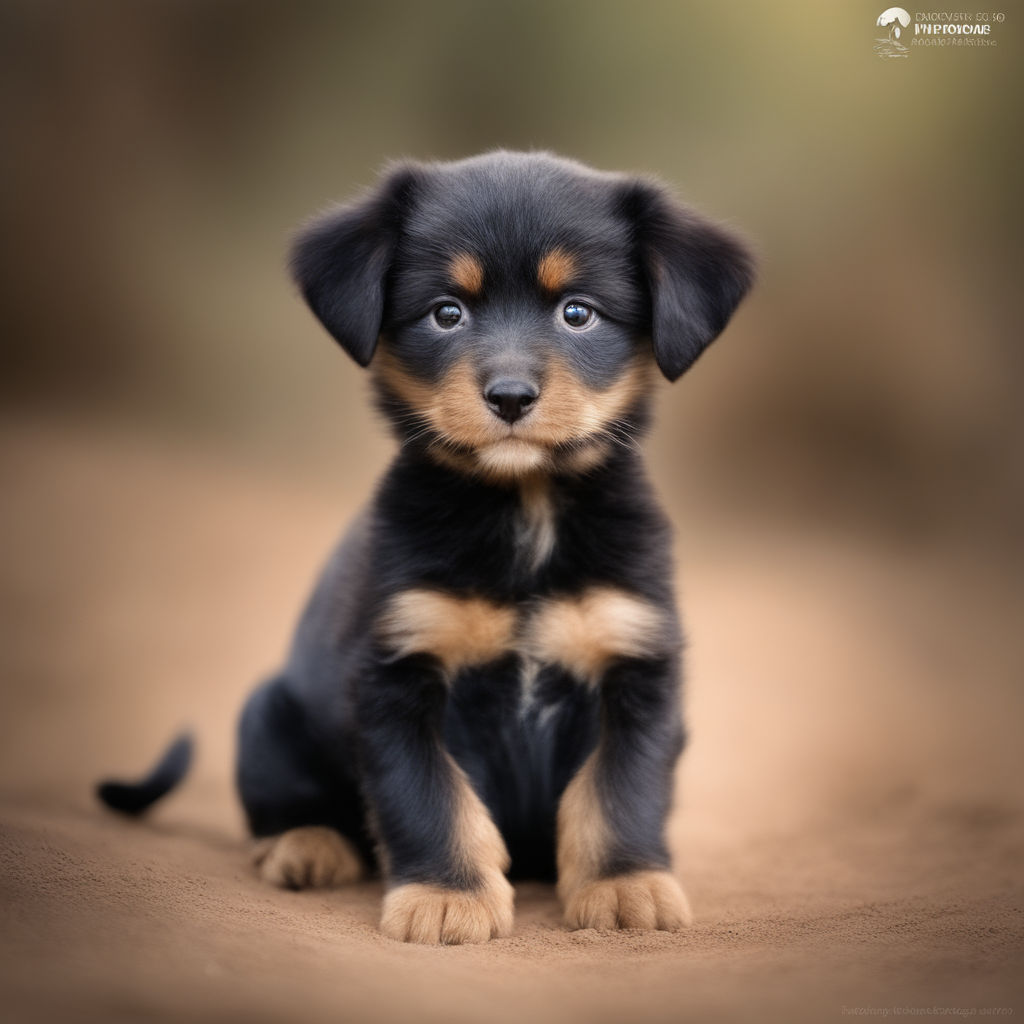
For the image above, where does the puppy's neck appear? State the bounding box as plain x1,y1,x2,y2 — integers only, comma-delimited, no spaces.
516,476,556,572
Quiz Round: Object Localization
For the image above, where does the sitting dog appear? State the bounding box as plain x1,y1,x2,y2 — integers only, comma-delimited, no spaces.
98,150,753,944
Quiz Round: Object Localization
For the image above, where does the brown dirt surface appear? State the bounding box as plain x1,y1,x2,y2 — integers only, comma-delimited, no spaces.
1,413,1022,1023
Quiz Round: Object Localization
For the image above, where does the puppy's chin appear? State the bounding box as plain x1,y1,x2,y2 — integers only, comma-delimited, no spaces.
474,438,551,479
437,433,613,482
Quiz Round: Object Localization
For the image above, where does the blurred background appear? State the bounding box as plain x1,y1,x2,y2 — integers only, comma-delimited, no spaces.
1,2,1022,1020
2,0,1023,817
2,0,1021,544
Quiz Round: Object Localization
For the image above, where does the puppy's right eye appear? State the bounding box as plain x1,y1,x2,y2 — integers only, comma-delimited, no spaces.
434,303,463,328
563,302,593,328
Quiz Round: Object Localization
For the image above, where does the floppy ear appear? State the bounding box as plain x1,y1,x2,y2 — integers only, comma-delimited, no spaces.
289,164,420,366
622,180,755,382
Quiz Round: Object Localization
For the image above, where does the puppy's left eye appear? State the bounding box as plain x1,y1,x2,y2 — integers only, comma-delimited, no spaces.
563,302,593,328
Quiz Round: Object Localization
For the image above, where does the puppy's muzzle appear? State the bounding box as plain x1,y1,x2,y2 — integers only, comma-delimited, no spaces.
484,379,538,425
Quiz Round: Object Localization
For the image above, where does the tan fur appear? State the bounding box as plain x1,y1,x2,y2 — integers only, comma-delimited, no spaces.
526,586,672,684
555,753,609,901
374,355,502,454
528,357,652,448
563,870,693,931
557,757,692,931
373,349,654,483
449,756,512,879
537,248,578,293
372,349,435,410
376,589,516,677
377,585,667,683
426,360,500,452
381,760,513,944
560,439,613,474
448,252,484,295
475,438,551,477
253,826,364,889
380,880,514,944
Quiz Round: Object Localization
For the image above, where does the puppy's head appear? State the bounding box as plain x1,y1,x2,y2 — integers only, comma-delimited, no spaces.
291,151,753,481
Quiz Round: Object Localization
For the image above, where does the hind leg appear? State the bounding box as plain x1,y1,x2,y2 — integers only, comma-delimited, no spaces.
237,679,373,889
252,826,364,889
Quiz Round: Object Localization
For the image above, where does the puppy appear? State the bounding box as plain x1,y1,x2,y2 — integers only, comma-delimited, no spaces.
99,151,753,944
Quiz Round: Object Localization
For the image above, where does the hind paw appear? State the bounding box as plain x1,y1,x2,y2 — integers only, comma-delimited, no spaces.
253,826,364,889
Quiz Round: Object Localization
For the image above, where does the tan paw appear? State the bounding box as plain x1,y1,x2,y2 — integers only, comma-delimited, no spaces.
252,826,364,889
563,870,693,931
380,876,514,944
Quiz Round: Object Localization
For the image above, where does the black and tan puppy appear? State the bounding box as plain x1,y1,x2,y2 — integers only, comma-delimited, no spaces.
100,151,753,944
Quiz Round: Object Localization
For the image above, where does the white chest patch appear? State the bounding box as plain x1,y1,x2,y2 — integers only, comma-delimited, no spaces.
516,654,545,713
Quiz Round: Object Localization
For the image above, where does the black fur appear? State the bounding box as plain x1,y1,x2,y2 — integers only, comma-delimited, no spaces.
98,151,753,936
96,732,194,816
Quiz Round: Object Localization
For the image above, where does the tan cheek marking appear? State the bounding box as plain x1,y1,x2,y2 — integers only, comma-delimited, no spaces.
448,252,484,296
430,360,499,447
376,589,516,676
537,248,578,293
556,753,609,901
373,353,502,452
526,586,672,684
524,357,654,448
372,350,434,411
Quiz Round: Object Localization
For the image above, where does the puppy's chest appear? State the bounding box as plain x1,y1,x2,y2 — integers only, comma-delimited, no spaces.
375,475,675,702
374,580,672,695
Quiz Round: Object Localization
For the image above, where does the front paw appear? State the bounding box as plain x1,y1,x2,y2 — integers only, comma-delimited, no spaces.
563,870,693,931
381,876,514,944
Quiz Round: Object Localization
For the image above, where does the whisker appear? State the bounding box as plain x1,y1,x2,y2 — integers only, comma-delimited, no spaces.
400,425,437,449
598,422,644,455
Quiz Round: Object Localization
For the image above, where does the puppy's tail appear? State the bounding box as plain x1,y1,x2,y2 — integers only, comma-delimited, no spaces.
95,731,195,816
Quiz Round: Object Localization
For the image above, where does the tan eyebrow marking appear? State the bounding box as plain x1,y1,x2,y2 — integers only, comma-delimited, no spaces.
537,248,578,293
448,252,484,295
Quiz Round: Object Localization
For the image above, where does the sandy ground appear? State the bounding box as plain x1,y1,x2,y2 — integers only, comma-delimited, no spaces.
1,412,1022,1024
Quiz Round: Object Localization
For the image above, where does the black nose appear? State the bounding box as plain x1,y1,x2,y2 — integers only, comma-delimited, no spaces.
484,379,538,424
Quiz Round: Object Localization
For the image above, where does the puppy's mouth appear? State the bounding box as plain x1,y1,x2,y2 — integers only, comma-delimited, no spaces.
425,416,626,481
373,352,652,480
